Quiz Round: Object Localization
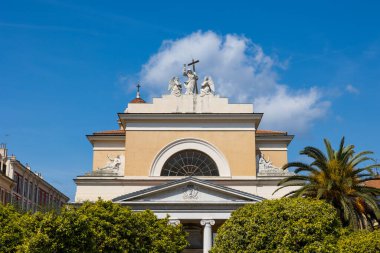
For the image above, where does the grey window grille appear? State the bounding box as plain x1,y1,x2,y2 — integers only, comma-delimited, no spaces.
161,149,219,176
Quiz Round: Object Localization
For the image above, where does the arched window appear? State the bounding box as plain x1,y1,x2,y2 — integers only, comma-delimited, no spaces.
161,149,219,176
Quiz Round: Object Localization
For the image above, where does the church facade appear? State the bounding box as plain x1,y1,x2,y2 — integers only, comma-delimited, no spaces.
74,69,296,252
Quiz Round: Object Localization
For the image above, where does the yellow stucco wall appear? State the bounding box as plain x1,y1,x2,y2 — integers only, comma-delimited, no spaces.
257,150,288,168
124,131,256,176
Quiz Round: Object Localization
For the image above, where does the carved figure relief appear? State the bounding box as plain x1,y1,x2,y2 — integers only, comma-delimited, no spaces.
257,153,293,176
97,154,125,176
183,184,199,200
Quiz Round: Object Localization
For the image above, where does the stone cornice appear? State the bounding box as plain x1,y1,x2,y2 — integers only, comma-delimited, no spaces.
256,135,294,144
118,113,263,128
86,135,125,144
73,176,287,186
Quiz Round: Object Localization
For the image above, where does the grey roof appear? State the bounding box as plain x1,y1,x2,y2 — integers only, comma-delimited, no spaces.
112,176,265,202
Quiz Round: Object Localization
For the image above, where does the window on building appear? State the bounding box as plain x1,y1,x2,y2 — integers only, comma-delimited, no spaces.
0,188,5,204
1,189,10,204
38,188,48,207
34,184,37,203
29,182,33,200
1,163,6,175
13,172,23,195
161,149,219,176
24,178,28,197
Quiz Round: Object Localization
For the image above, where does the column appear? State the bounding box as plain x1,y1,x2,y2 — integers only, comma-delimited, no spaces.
201,219,215,253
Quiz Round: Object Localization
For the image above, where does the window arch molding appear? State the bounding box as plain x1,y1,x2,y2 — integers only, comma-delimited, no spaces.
150,138,231,177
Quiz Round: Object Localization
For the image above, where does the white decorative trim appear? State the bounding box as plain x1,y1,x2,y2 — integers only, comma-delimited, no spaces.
126,127,255,131
257,143,288,151
125,122,255,131
156,212,230,220
258,148,287,151
150,138,231,177
93,148,125,151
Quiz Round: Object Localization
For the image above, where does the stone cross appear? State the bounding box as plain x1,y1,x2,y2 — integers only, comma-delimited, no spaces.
136,83,141,98
187,59,200,94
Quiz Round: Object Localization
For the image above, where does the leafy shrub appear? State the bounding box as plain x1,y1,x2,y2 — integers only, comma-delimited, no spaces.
0,204,30,253
211,198,342,253
4,200,188,253
337,230,380,253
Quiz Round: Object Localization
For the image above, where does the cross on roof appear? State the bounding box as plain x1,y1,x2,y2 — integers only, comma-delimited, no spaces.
136,83,141,98
187,59,199,72
187,59,200,94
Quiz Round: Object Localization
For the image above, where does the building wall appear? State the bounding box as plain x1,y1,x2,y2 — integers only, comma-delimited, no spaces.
0,175,13,204
0,145,69,211
0,151,13,204
124,130,256,177
10,161,69,212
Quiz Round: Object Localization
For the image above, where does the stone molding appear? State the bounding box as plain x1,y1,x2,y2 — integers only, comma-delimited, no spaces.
150,138,231,177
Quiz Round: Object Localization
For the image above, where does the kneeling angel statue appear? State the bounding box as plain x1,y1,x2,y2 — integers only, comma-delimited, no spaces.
200,76,215,96
168,76,182,97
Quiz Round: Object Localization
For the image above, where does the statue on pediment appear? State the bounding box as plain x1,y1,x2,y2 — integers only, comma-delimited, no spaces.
168,77,182,97
259,154,273,170
200,76,215,96
257,153,293,176
183,64,198,95
96,154,124,176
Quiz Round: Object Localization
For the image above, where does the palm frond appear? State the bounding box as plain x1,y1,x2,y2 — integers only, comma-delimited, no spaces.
281,162,313,171
277,175,313,186
277,136,380,230
323,138,335,160
300,146,327,162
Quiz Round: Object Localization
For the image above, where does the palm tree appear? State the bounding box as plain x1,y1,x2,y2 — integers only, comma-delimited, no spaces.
275,137,380,230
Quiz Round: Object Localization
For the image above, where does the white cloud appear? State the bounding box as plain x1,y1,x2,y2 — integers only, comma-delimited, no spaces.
136,31,330,134
346,84,359,94
254,87,330,132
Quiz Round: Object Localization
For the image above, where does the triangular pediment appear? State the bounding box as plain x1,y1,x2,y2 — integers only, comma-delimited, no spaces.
112,177,264,203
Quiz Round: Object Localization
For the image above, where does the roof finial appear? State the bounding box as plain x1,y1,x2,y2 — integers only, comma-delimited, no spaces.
136,83,141,98
130,83,146,103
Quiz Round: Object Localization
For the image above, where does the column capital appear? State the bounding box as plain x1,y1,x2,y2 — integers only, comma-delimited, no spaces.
168,219,181,226
200,219,215,226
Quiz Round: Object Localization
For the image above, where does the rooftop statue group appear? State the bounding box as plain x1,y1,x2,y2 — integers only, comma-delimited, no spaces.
168,60,215,97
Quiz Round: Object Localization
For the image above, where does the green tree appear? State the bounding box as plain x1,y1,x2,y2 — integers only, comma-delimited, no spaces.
211,198,342,253
337,230,380,252
72,200,188,253
21,200,188,253
0,204,30,253
21,207,96,253
276,137,380,230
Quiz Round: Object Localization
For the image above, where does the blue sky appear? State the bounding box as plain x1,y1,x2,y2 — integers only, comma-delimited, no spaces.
1,0,380,200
